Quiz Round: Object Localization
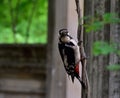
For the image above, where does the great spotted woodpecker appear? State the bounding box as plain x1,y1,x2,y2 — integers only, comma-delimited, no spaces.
58,29,86,89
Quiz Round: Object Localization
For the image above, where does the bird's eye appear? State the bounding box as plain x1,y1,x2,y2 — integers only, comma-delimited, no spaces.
59,32,62,35
65,32,67,34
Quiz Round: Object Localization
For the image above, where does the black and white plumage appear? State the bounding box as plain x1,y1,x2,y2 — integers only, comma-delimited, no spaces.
58,29,86,89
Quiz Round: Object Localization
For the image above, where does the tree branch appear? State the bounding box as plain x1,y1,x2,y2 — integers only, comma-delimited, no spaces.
75,0,82,42
75,0,90,98
25,0,37,43
15,0,21,26
8,0,17,43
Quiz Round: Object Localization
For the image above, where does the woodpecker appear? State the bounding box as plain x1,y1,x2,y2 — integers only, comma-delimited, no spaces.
58,28,86,89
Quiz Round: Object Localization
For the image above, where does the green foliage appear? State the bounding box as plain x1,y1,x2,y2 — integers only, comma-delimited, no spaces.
106,64,120,71
93,41,120,71
93,41,116,56
84,13,120,71
117,50,120,56
0,0,48,44
84,13,120,33
85,21,104,32
103,13,120,24
0,27,14,43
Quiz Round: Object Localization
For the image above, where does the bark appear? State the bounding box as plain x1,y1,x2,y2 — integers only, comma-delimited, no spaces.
75,0,90,98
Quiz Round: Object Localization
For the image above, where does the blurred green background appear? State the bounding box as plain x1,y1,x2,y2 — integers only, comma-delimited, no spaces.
0,0,48,44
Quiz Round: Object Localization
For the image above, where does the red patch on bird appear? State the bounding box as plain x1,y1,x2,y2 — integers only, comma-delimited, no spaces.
75,63,79,74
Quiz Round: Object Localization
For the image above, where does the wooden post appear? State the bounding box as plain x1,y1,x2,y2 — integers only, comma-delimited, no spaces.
46,0,68,98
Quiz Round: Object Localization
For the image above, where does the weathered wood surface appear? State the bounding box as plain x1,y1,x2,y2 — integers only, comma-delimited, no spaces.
0,78,45,93
109,0,120,98
0,44,46,98
0,45,46,67
84,0,120,98
46,0,67,98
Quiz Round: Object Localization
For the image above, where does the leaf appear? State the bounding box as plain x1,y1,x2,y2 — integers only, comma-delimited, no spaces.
0,0,48,44
93,41,116,56
15,33,26,43
85,21,104,32
103,13,120,24
106,64,120,71
117,50,120,56
84,13,120,33
0,27,14,43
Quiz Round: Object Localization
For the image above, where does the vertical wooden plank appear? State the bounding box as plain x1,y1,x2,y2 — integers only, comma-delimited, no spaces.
91,1,107,98
84,0,110,98
109,0,120,98
102,0,111,98
84,0,94,98
46,0,68,98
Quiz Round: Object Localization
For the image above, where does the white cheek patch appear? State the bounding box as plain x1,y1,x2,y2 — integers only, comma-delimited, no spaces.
61,36,70,42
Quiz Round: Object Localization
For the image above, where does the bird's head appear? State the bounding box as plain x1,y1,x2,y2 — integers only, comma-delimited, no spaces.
59,29,71,43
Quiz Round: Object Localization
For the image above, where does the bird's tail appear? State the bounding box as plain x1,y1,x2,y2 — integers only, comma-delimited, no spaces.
71,74,75,83
74,63,86,89
77,76,86,89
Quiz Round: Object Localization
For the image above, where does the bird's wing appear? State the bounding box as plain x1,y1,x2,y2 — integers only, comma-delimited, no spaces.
58,43,64,62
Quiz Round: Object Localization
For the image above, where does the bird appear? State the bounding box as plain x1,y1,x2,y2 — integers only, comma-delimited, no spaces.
58,28,86,89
